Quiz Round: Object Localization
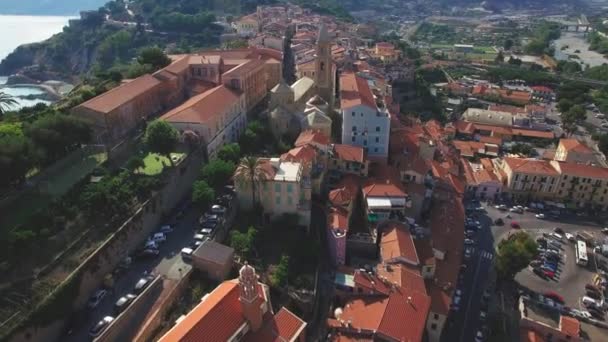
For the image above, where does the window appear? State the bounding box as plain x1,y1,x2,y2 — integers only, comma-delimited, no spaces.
352,136,356,142
515,174,520,181
375,137,380,143
287,184,293,193
364,140,367,146
275,183,281,192
352,126,357,132
433,314,439,320
483,187,487,191
352,111,355,116
374,148,378,152
276,196,281,205
431,324,437,330
287,196,293,205
376,126,381,132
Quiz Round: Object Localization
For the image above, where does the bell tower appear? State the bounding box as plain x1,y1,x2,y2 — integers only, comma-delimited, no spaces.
315,25,334,106
239,263,263,331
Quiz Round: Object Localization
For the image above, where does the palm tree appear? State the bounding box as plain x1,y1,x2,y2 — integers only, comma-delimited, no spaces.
234,156,268,209
0,91,18,115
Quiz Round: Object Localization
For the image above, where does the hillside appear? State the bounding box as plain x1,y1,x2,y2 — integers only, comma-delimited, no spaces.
0,0,109,15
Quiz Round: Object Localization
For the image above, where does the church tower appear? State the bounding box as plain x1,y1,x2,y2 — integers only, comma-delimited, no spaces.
239,263,263,331
315,25,334,106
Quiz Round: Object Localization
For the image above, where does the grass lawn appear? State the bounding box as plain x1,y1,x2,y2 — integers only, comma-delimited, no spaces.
138,152,184,176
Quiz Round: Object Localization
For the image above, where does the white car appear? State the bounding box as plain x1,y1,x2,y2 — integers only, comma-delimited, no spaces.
159,225,173,234
464,239,475,245
475,330,484,342
550,233,563,241
87,289,108,309
89,316,114,338
565,233,575,242
453,296,461,305
193,233,206,241
149,232,167,244
535,213,545,219
181,247,194,259
144,240,158,250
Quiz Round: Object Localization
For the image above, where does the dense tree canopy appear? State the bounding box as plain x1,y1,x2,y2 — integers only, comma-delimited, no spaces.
137,46,171,70
496,232,538,281
144,120,179,162
217,143,241,163
200,159,236,190
25,114,91,163
192,180,215,209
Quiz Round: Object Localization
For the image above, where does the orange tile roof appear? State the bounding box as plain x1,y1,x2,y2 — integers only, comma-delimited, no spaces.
159,280,262,342
295,129,330,147
331,290,430,342
511,128,554,139
161,85,241,125
77,74,161,114
379,222,419,265
222,59,266,78
333,144,365,163
488,103,525,114
281,145,317,165
244,307,307,342
163,55,191,75
329,175,361,206
504,157,559,176
498,89,532,103
553,161,608,179
520,328,546,342
328,206,349,232
559,316,580,338
340,72,376,110
362,182,407,198
478,135,502,145
559,139,594,153
377,263,427,294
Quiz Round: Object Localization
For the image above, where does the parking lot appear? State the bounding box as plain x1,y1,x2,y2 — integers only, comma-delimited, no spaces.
65,188,237,341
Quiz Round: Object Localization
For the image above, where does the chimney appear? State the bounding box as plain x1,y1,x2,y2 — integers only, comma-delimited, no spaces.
238,263,264,331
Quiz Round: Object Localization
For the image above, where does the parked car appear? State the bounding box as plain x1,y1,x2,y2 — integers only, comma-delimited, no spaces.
553,226,564,234
542,270,555,278
114,294,137,315
494,218,504,225
510,207,523,213
134,275,155,294
465,231,476,238
565,233,575,242
571,309,592,320
602,228,608,234
475,330,484,342
136,248,159,259
464,248,473,259
582,296,600,308
149,232,167,244
159,225,174,234
89,316,114,338
211,204,227,215
144,240,158,250
535,213,545,219
586,284,601,293
511,221,520,229
587,290,602,300
544,291,565,304
87,289,108,309
194,233,207,242
464,239,475,245
181,247,194,260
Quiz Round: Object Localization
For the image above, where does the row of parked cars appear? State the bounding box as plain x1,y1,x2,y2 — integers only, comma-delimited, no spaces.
87,273,156,338
531,234,563,279
181,187,235,259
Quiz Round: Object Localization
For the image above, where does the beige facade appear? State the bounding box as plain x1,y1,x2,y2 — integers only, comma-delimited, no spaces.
554,139,597,164
495,158,559,201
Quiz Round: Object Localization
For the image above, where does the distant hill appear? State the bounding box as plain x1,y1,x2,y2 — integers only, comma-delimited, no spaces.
0,0,108,16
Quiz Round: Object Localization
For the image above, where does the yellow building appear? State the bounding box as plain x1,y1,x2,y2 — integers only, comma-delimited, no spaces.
494,157,560,201
554,138,597,164
551,161,608,209
235,15,260,36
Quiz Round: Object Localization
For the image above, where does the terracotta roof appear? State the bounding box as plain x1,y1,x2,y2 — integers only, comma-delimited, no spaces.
498,89,532,103
531,85,553,93
163,55,191,75
329,175,361,206
281,145,317,165
504,158,559,176
161,85,241,125
520,328,546,342
353,270,392,296
363,181,407,198
454,120,476,135
552,161,608,179
559,316,580,338
377,263,427,294
379,222,419,265
559,139,594,154
295,129,330,147
511,128,554,139
328,206,349,232
76,74,161,114
453,140,485,157
330,290,430,342
159,280,264,342
488,104,525,115
243,307,307,342
222,59,266,78
333,144,365,163
478,135,502,145
340,72,376,110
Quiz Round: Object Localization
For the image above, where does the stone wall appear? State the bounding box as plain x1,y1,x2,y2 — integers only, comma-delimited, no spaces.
94,276,163,342
133,268,194,342
7,149,204,342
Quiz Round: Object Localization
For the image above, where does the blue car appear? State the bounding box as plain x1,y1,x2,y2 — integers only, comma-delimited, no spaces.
543,263,557,272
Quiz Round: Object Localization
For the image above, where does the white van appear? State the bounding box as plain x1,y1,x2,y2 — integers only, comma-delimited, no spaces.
582,296,599,307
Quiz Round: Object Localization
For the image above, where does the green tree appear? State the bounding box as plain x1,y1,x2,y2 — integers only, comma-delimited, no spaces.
222,39,248,49
192,180,215,209
0,92,18,115
144,120,179,165
217,143,241,163
230,226,258,257
137,46,171,70
126,155,145,172
510,143,534,156
270,254,290,287
0,134,36,187
495,51,504,64
557,98,574,113
504,39,513,50
496,232,538,281
25,114,91,163
200,159,236,189
234,156,269,208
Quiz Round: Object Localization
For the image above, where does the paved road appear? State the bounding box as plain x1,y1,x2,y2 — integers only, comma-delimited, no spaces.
64,205,199,341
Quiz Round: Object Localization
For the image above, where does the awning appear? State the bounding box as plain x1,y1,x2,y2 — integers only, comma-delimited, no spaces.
367,198,392,209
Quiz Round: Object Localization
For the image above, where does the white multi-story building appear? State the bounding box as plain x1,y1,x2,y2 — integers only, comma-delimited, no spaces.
340,72,390,160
